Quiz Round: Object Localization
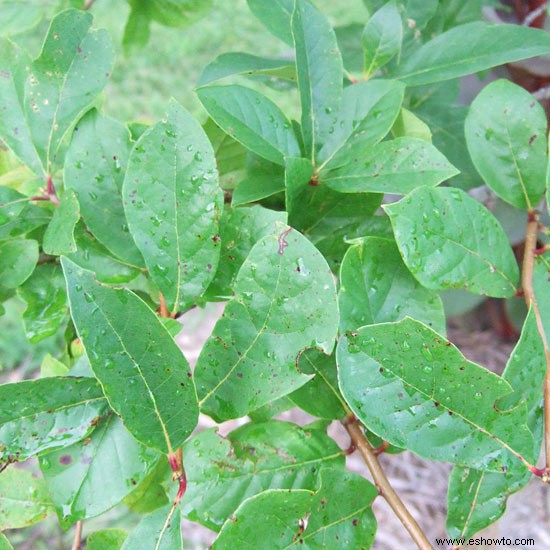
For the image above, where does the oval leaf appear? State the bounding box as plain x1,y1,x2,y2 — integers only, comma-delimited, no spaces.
121,505,182,550
337,318,534,472
197,85,300,165
122,99,223,312
62,257,199,454
42,188,80,256
0,238,38,288
384,187,519,297
465,79,547,210
195,223,339,421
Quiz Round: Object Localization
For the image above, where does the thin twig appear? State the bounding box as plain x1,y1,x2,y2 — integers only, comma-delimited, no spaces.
522,211,550,481
342,415,433,550
71,521,83,550
83,0,95,10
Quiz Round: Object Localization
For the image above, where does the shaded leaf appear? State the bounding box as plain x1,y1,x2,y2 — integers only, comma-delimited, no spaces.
146,0,213,28
396,22,550,86
247,0,294,45
321,138,458,194
121,505,182,550
198,52,296,86
0,238,38,288
384,187,519,297
337,318,534,472
181,420,345,531
197,85,300,165
0,376,107,462
40,415,160,529
40,353,70,377
339,238,445,333
206,205,287,299
64,109,143,266
0,188,51,240
42,188,80,255
292,0,343,158
213,469,377,549
465,79,547,210
87,529,128,550
122,99,223,312
0,468,52,529
18,263,68,343
62,258,199,454
122,3,151,56
195,224,339,421
362,1,403,77
123,460,170,514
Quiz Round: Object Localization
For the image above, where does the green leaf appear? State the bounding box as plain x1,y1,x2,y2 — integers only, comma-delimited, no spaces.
320,138,458,194
24,9,114,170
0,468,52,529
62,258,199,454
195,224,339,421
0,238,38,288
337,318,534,472
87,529,128,550
40,353,70,377
42,188,80,255
447,308,545,539
122,3,151,57
18,264,68,343
362,1,403,77
289,350,347,420
339,238,445,333
0,533,13,550
396,22,550,86
181,421,345,531
123,460,170,514
198,52,296,86
40,415,160,529
248,395,295,422
232,156,285,205
247,0,294,45
0,2,48,37
121,505,182,550
384,187,520,297
317,80,405,168
197,85,300,165
67,223,140,284
0,377,107,462
335,23,364,73
533,254,550,342
391,108,432,142
123,100,223,312
212,469,377,549
206,205,287,299
147,0,213,28
465,79,547,210
0,189,51,240
292,0,343,158
64,109,144,266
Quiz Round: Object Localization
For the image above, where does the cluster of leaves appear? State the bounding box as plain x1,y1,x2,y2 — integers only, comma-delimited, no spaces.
0,0,549,548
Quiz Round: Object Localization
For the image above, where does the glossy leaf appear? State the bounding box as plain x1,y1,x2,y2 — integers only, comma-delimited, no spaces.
195,224,339,421
0,377,107,462
67,224,140,284
40,415,160,529
292,0,343,158
206,205,287,299
24,9,114,170
123,99,222,312
62,258,199,454
197,85,300,165
362,1,403,77
64,109,143,266
181,421,345,531
198,52,295,86
289,350,347,420
0,468,52,529
447,308,545,539
247,0,294,45
321,138,458,194
121,505,182,550
18,263,68,343
0,238,38,288
384,187,520,297
339,238,445,333
337,318,535,472
396,22,550,86
465,79,547,210
87,529,128,550
42,188,79,255
317,80,405,167
213,469,377,549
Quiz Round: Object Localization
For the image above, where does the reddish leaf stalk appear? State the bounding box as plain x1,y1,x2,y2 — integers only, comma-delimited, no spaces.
342,414,433,550
522,211,550,481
